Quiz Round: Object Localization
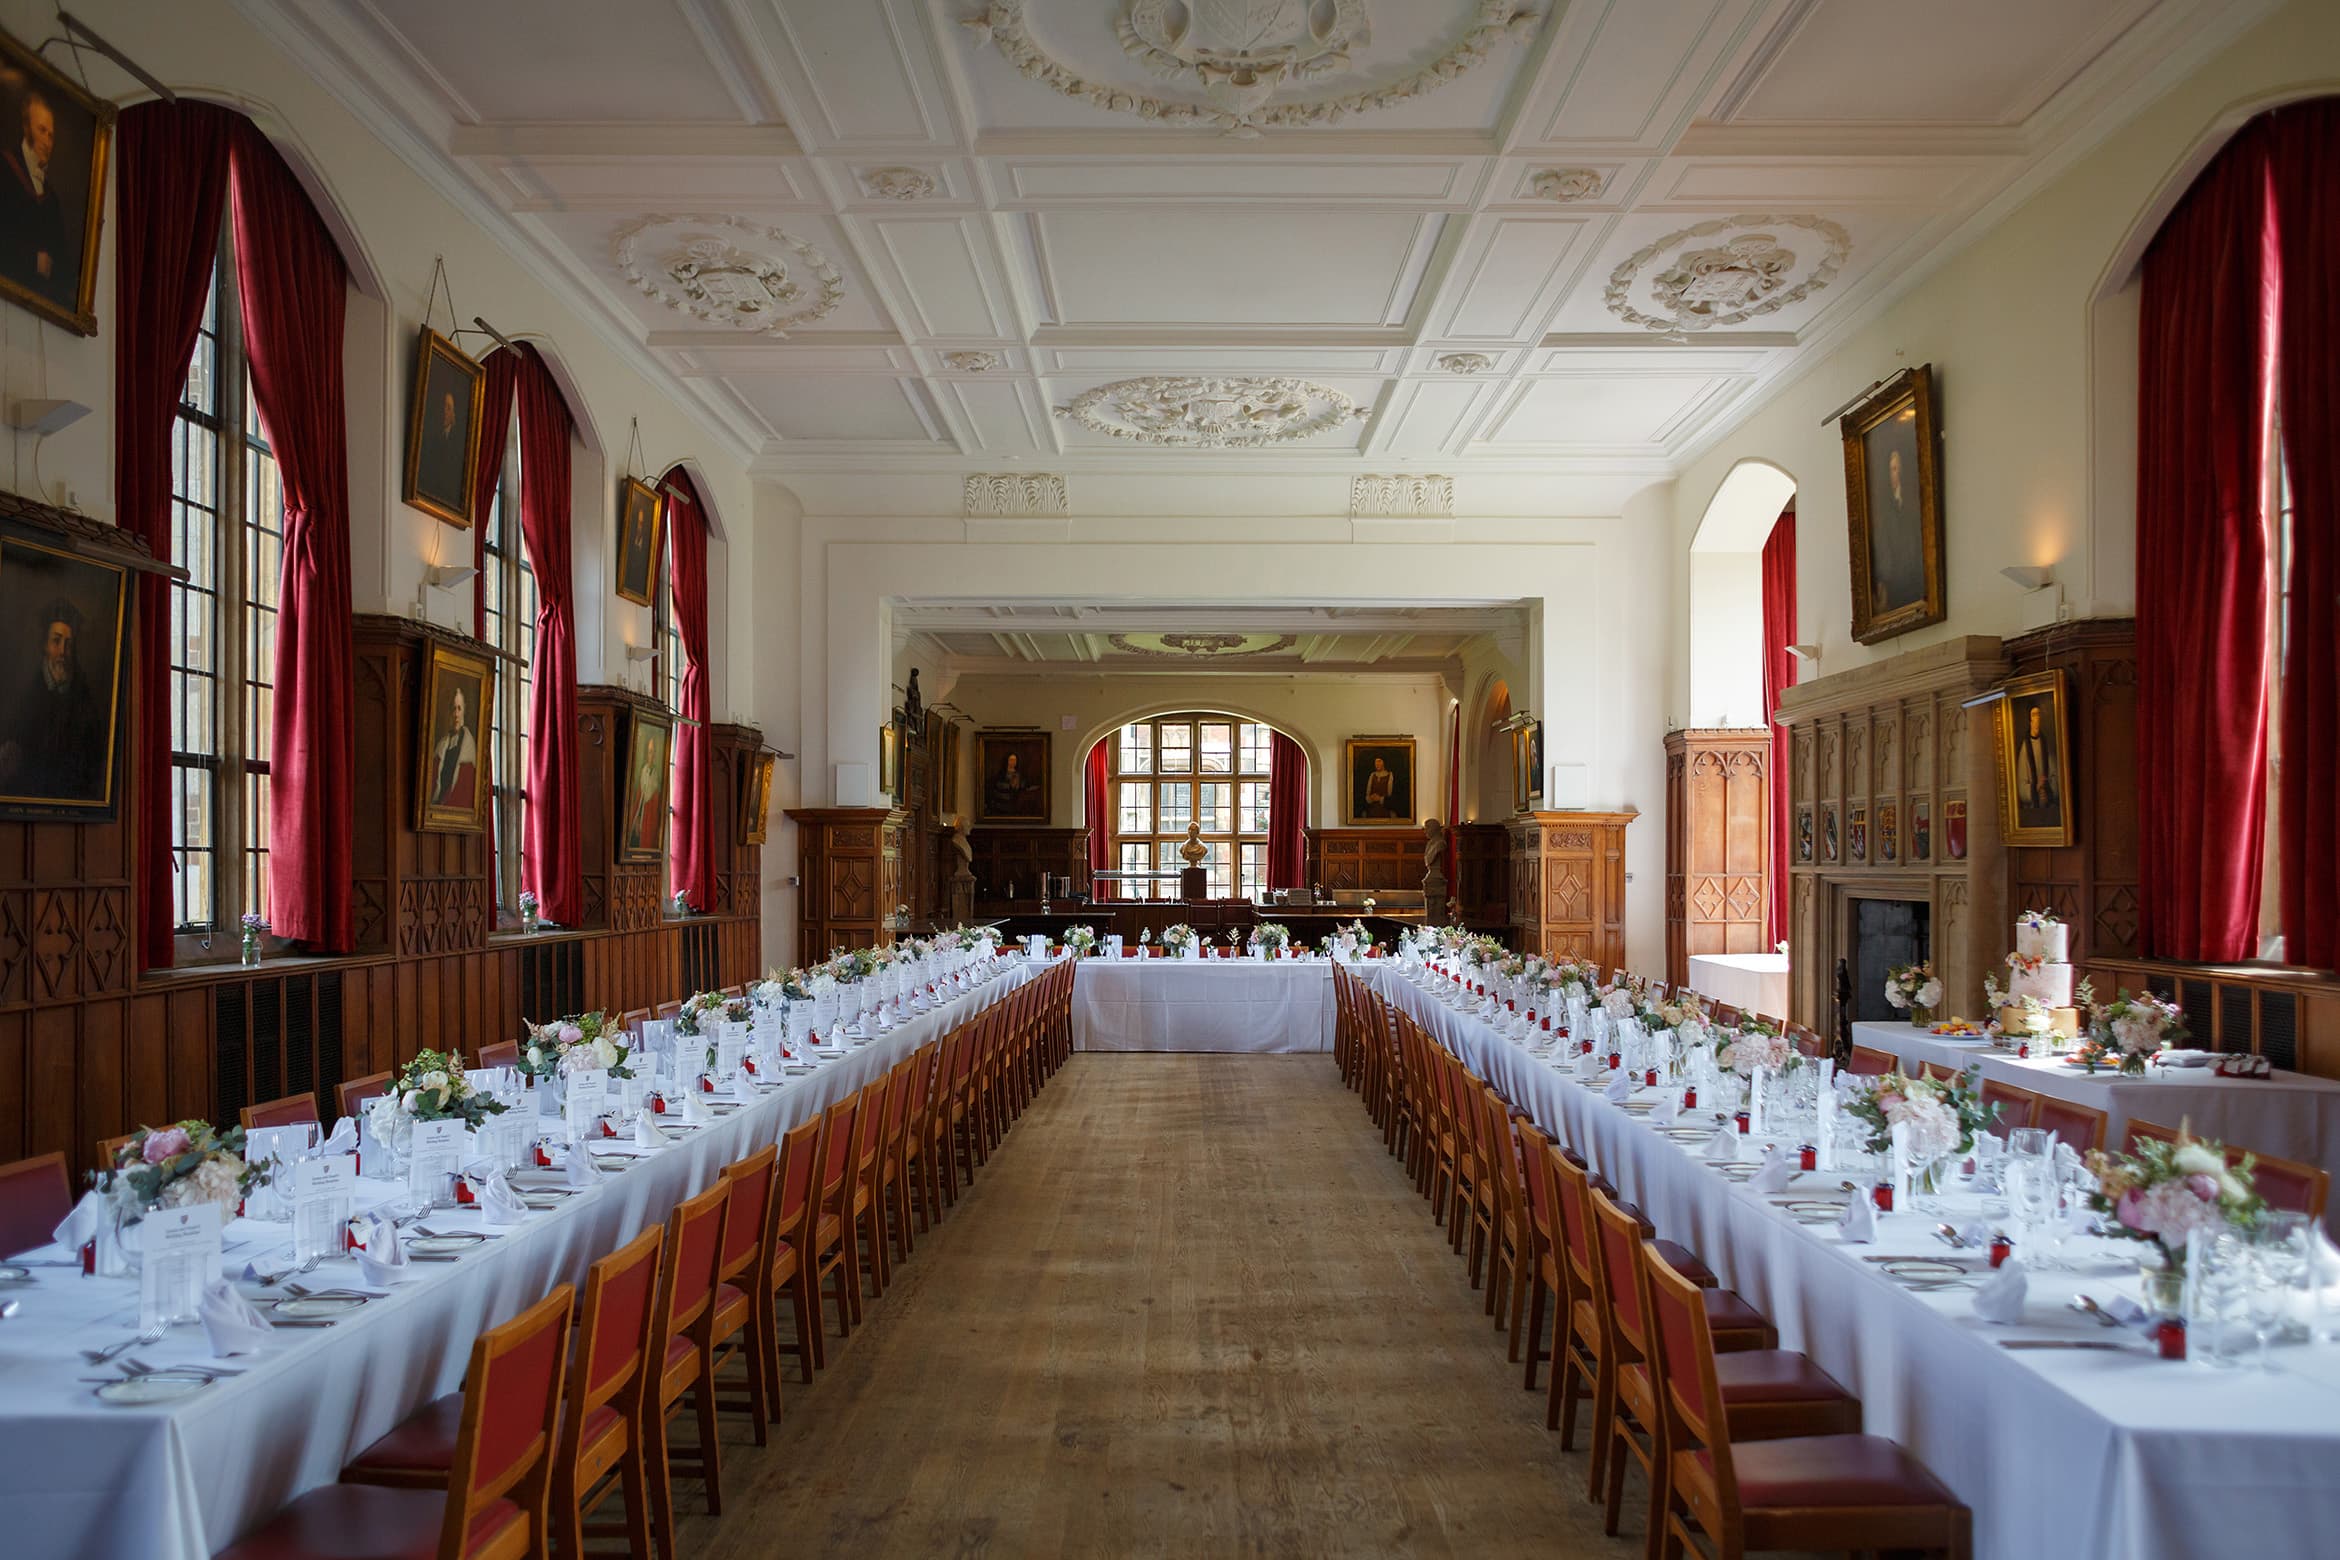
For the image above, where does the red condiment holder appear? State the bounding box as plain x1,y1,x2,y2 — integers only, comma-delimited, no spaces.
1872,1182,1895,1213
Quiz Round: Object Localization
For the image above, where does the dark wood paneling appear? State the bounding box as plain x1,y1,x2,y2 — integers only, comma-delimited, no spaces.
791,808,908,961
1508,811,1634,971
968,827,1090,911
1307,828,1426,895
1451,824,1509,929
1664,727,1771,985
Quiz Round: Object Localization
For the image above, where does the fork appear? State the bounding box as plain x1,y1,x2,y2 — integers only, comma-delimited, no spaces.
126,1356,244,1378
81,1323,168,1364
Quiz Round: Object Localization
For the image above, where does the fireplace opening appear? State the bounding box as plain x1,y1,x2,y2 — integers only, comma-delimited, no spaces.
1848,897,1930,1023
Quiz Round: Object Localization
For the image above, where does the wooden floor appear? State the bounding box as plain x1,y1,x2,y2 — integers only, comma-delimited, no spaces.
674,1053,1651,1558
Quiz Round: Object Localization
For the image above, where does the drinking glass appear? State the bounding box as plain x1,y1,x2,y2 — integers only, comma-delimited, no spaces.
2005,1159,2054,1258
2252,1215,2311,1361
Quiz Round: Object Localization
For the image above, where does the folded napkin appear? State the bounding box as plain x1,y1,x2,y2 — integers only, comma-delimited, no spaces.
1837,1192,1876,1244
317,1117,359,1158
1703,1125,1740,1163
679,1087,712,1126
729,1070,758,1103
1748,1150,1798,1194
1953,1219,1993,1250
53,1188,105,1253
634,1109,665,1151
1972,1259,2027,1324
1651,1091,1682,1127
1602,1071,1634,1104
354,1214,410,1286
200,1278,276,1356
564,1145,603,1189
478,1174,528,1228
2097,1292,2149,1328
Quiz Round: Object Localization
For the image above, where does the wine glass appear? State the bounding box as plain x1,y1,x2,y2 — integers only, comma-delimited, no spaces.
2005,1158,2054,1262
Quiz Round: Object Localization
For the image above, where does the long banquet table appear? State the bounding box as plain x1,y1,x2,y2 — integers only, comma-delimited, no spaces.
0,963,1033,1560
1383,971,2340,1560
1069,953,1345,1052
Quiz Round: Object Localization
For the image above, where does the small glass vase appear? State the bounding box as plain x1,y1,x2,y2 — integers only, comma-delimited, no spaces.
1909,1003,1933,1029
520,905,539,934
240,929,263,968
2140,1259,2186,1318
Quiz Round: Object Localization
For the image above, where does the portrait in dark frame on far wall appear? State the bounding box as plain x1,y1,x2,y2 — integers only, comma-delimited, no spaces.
619,710,673,863
1842,363,1944,645
0,532,127,817
402,326,487,527
0,26,112,335
975,730,1049,824
414,641,493,834
1344,736,1416,826
615,476,664,607
1997,670,2075,848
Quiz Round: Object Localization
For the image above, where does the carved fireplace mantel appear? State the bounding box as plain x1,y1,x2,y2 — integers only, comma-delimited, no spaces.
1776,636,2008,1027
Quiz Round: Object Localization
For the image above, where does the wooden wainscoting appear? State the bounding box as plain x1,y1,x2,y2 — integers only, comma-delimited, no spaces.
968,826,1090,912
1451,823,1510,929
1307,828,1426,895
1507,811,1634,969
1663,728,1771,986
2084,959,2340,1082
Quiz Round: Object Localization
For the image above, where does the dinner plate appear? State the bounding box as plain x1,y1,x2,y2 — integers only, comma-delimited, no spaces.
406,1232,487,1257
519,1193,568,1210
1778,1199,1843,1225
1875,1257,1964,1283
96,1372,215,1405
784,1064,817,1075
0,1263,31,1283
272,1292,369,1319
1714,1162,1760,1181
1619,1099,1656,1113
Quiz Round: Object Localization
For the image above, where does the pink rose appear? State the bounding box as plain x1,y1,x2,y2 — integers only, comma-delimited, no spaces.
142,1125,192,1164
558,1024,583,1046
2117,1188,2154,1232
1875,1091,1903,1113
2186,1173,2221,1203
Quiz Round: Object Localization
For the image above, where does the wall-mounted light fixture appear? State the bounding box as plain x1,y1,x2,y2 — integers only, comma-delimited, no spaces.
1786,644,1821,663
624,643,658,663
2001,562,2064,630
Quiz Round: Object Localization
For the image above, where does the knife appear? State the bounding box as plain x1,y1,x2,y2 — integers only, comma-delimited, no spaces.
1998,1339,2130,1351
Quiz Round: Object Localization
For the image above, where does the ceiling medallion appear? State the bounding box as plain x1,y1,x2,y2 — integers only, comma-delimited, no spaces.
1107,631,1300,659
612,214,844,335
1603,213,1850,334
1054,374,1368,448
944,349,1007,372
962,1,1541,138
859,166,940,200
1528,166,1605,202
1434,351,1492,374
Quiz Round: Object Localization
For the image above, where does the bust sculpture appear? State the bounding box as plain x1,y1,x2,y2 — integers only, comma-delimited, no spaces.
1178,821,1207,866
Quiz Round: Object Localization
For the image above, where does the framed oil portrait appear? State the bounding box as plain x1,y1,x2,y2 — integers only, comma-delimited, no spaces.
614,477,664,607
0,28,112,335
1842,363,1944,645
1997,670,2074,847
415,641,493,833
975,730,1049,823
0,531,126,817
878,717,903,803
402,327,487,527
618,709,673,863
740,750,775,846
1344,736,1416,826
1507,718,1542,814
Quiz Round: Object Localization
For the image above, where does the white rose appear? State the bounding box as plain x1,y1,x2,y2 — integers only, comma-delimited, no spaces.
2172,1143,2224,1177
594,1035,620,1070
1916,980,1944,1009
1884,982,1909,1009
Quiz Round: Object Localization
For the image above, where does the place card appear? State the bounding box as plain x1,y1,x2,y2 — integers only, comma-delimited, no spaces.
565,1068,609,1141
715,1026,746,1080
139,1202,221,1330
290,1154,355,1265
407,1118,468,1207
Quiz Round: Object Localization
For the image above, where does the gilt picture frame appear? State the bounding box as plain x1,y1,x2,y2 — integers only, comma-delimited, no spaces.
415,640,493,834
401,327,488,528
618,709,673,863
975,730,1049,823
1996,670,2074,848
614,476,664,607
0,529,127,818
1344,736,1416,827
1842,364,1944,645
0,26,112,336
740,750,775,847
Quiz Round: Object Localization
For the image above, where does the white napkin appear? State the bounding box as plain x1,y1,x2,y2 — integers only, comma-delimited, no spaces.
564,1145,602,1189
199,1278,276,1356
478,1174,528,1228
1972,1258,2028,1323
354,1214,410,1286
2098,1292,2149,1328
1953,1220,1993,1249
634,1108,665,1150
1704,1125,1740,1162
730,1069,758,1102
1748,1150,1798,1194
680,1086,712,1126
1837,1192,1877,1244
1603,1071,1634,1104
317,1117,359,1158
1652,1091,1682,1127
52,1188,105,1252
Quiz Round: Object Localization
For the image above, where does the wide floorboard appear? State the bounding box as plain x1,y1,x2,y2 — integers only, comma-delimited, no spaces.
678,1053,1665,1557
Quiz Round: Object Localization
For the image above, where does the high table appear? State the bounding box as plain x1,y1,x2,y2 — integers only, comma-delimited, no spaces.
1685,953,1790,1020
0,963,1032,1560
1069,953,1363,1053
1384,973,2340,1560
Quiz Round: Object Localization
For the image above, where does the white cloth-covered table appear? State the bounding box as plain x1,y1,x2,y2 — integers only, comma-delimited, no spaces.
1686,953,1790,1020
1070,954,1352,1052
1385,973,2340,1560
1853,1020,2340,1199
0,965,1031,1560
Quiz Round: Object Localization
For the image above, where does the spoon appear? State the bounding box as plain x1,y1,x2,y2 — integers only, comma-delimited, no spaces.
1934,1223,1970,1249
2067,1294,2123,1328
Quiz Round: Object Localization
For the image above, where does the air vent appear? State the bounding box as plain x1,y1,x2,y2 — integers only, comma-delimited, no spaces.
215,983,248,1124
2259,990,2298,1072
317,971,344,1109
2217,983,2253,1055
252,978,282,1104
285,975,314,1099
2177,980,2215,1052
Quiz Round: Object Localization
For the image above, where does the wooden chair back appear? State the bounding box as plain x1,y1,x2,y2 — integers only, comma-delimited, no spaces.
478,1039,521,1070
440,1283,575,1560
2121,1117,2327,1220
240,1092,321,1132
1640,1240,1738,1519
1846,1043,1897,1077
1979,1077,2039,1136
2034,1096,2107,1153
336,1071,393,1118
0,1151,73,1257
656,1181,730,1357
719,1145,780,1288
773,1116,823,1253
96,1131,139,1167
564,1223,661,1468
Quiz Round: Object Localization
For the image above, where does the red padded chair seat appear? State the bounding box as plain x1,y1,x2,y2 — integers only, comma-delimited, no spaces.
343,1392,461,1477
1714,1350,1854,1404
664,1335,696,1373
712,1280,751,1330
1651,1239,1717,1287
1702,1288,1769,1334
1716,1434,1961,1508
216,1482,522,1560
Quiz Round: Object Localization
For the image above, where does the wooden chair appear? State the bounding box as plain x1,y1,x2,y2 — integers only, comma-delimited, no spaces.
647,1181,730,1546
810,1090,866,1344
1515,1121,1567,1395
478,1039,521,1070
1978,1077,2039,1137
1641,1245,1970,1560
653,999,684,1022
766,1117,825,1390
0,1151,73,1258
2034,1096,2108,1154
2125,1118,2329,1220
1786,1025,1829,1060
233,1284,573,1560
621,1008,653,1039
850,1077,894,1298
1477,1085,1531,1335
555,1224,662,1560
880,1050,931,1262
337,1071,394,1118
710,1145,780,1446
1918,1061,1960,1086
96,1130,140,1167
240,1092,321,1132
1846,1044,1897,1077
1591,1188,1859,1551
2123,1118,2179,1153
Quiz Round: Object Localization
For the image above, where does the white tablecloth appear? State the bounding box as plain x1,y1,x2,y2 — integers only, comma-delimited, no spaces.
1070,954,1347,1053
1384,974,2340,1560
0,965,1032,1560
1685,953,1790,1020
1853,1021,2340,1214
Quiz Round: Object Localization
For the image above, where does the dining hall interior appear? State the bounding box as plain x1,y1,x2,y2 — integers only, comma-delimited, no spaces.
0,2,2336,1557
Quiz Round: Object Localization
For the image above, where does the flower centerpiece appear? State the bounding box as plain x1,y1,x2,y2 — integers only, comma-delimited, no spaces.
239,911,267,968
1717,1020,1796,1077
520,1012,633,1080
2086,1129,2265,1309
366,1049,507,1166
1162,923,1199,957
678,989,752,1065
2079,988,2187,1076
1882,961,1945,1026
1062,924,1098,957
1843,1067,1994,1193
1251,921,1292,956
96,1120,269,1223
517,889,540,933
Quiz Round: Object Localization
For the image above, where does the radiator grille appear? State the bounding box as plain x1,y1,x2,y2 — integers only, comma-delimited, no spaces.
2217,983,2253,1055
214,984,248,1124
2176,981,2216,1053
2259,989,2298,1071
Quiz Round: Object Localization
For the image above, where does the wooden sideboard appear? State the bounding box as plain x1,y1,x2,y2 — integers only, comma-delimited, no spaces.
787,807,907,958
1506,811,1635,970
1306,828,1426,895
1663,728,1772,985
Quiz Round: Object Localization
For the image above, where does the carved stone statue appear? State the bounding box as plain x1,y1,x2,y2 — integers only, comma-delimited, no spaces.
1420,817,1450,917
1178,821,1207,866
903,668,923,730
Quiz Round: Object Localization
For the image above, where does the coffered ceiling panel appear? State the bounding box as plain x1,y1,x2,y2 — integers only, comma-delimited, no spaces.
360,0,750,123
1481,373,1735,450
1030,209,1442,329
735,377,942,443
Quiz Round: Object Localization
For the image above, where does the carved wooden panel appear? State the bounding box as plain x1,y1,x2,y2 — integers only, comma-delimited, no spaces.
1663,728,1770,984
968,827,1090,909
1507,811,1633,972
1307,828,1427,895
791,807,905,961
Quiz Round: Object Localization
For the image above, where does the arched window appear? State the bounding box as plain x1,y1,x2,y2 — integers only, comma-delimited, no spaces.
1106,714,1276,898
478,416,536,915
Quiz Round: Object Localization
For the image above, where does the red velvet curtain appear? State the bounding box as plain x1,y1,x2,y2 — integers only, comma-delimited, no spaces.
2136,125,2277,963
666,470,715,913
1084,741,1112,898
2271,101,2340,966
1267,731,1306,890
114,102,236,970
1760,505,1797,950
468,351,520,638
514,348,581,925
1445,704,1461,905
229,123,353,951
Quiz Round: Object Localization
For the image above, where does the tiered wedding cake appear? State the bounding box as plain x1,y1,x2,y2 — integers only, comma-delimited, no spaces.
1998,910,2080,1038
